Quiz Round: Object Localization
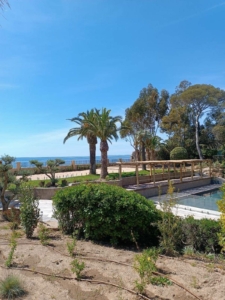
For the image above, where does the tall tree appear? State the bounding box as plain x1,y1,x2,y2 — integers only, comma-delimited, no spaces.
0,155,20,212
64,110,98,175
177,84,225,159
121,84,169,168
82,108,122,179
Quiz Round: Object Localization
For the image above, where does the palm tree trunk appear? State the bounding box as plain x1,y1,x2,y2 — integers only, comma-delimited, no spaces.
88,135,97,175
89,142,96,174
100,140,109,179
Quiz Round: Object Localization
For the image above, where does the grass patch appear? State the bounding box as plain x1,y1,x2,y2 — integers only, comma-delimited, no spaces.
0,274,26,299
11,169,175,188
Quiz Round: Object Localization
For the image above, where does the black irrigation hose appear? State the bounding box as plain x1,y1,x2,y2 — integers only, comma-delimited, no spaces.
0,265,154,300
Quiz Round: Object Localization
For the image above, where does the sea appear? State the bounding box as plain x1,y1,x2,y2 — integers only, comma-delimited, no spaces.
13,155,131,168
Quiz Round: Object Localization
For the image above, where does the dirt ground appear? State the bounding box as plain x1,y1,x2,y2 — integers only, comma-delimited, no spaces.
1,217,225,300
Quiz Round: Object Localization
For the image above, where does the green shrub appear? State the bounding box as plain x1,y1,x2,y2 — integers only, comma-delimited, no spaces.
61,179,68,187
170,147,188,160
182,216,221,253
71,259,85,279
157,182,183,255
53,183,160,246
38,223,49,246
0,274,25,299
19,184,40,238
5,232,17,268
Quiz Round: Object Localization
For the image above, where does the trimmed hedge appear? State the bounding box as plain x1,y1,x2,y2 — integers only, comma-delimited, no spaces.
53,183,160,245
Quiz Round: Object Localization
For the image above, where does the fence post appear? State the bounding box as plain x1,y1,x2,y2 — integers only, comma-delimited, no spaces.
71,160,76,170
16,162,21,171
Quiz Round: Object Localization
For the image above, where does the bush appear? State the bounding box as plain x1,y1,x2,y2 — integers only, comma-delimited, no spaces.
61,179,68,187
53,183,160,246
170,147,188,160
0,274,25,299
181,216,221,253
19,184,40,238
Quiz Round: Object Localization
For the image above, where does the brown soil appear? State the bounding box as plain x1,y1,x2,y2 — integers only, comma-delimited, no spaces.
0,219,225,300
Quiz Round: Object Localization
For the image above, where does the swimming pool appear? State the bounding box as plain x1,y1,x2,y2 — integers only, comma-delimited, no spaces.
177,189,223,211
149,185,224,213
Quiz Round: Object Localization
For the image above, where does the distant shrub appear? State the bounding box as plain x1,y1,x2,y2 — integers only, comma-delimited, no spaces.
181,216,221,253
61,179,68,187
53,183,160,246
156,147,170,160
170,147,188,160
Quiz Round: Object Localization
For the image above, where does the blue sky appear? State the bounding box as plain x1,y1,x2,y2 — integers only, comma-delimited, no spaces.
0,0,224,157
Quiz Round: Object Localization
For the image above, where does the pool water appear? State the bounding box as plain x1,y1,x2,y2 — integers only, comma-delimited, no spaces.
178,189,223,211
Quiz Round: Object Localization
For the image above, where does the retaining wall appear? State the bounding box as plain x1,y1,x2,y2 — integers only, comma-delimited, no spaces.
133,177,212,198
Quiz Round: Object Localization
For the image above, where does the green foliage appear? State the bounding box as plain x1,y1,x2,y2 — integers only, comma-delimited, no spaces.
134,248,171,292
67,236,77,257
38,223,49,246
182,216,221,253
150,276,172,286
70,259,85,279
61,179,68,187
134,248,158,280
0,274,25,299
5,232,17,268
0,155,18,211
30,159,65,186
170,147,188,160
53,183,160,246
183,246,195,256
64,109,98,175
157,182,183,256
217,184,225,251
19,183,40,238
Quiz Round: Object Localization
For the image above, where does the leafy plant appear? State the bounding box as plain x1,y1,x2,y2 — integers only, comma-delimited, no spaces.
0,274,26,299
134,248,171,292
150,276,172,286
0,155,19,212
5,232,17,268
61,179,68,187
70,259,85,279
19,183,40,238
183,246,195,256
38,223,49,246
53,183,160,246
134,248,158,281
157,181,183,255
67,236,76,257
182,216,221,253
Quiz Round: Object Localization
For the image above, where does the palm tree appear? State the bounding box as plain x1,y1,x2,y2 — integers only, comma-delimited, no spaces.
64,109,98,175
83,108,123,179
